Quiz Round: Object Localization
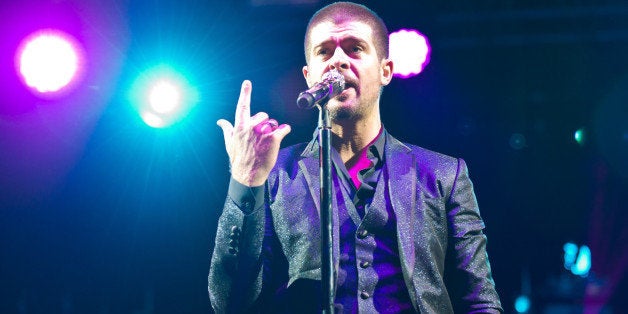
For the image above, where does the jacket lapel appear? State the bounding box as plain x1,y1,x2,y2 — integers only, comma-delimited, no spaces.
385,134,419,307
297,138,341,284
298,139,320,213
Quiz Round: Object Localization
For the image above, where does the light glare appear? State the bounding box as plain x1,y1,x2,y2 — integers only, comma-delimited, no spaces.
389,29,431,78
129,65,198,129
17,30,80,93
563,242,578,270
572,245,591,277
140,111,166,128
514,295,530,313
574,128,585,145
563,242,591,277
149,81,180,113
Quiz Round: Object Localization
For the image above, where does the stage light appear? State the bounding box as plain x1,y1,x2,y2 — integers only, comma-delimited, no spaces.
572,245,591,277
149,80,180,114
140,111,166,128
563,242,578,270
129,65,198,129
509,133,526,150
574,128,585,145
514,295,531,313
15,29,83,95
389,29,431,78
563,242,591,277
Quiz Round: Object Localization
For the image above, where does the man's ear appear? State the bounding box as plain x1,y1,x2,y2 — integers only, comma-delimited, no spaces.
380,58,394,86
302,65,309,83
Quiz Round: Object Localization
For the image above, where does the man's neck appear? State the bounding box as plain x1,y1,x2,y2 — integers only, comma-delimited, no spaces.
331,114,382,165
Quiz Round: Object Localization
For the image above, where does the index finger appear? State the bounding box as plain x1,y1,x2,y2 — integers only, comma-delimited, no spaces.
234,80,252,128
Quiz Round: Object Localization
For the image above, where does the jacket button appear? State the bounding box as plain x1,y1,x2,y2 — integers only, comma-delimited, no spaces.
229,239,239,247
359,261,371,268
356,229,368,239
360,291,370,299
230,226,241,234
228,247,238,255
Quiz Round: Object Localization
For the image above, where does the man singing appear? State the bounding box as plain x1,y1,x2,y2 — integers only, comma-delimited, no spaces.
209,2,502,313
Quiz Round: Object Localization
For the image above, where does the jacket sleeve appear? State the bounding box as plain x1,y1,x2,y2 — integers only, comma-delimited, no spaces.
445,158,503,313
208,179,266,313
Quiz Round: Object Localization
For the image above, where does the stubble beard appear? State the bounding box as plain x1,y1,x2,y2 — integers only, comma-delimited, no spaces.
328,95,363,122
328,89,379,123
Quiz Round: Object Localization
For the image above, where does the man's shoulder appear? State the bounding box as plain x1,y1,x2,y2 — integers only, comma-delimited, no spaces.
388,135,459,167
272,135,464,173
389,137,464,195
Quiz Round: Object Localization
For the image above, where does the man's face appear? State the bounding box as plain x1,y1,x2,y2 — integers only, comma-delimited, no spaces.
303,20,393,121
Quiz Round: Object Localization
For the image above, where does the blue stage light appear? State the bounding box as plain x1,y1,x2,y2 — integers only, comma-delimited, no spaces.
572,245,591,277
563,242,578,270
149,80,180,114
514,295,531,313
563,242,591,277
129,65,198,128
574,128,585,145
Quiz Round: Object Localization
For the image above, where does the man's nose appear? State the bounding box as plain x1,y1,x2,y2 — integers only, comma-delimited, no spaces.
328,47,350,71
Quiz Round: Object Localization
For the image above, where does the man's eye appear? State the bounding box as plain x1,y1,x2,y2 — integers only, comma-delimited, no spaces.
317,49,328,55
352,46,363,53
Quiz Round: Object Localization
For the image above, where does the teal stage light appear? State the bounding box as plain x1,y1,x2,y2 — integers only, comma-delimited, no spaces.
574,128,585,146
572,245,591,277
129,65,198,128
514,295,530,313
563,242,578,270
563,242,591,277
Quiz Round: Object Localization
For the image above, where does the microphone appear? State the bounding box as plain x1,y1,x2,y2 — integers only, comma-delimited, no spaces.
297,69,345,109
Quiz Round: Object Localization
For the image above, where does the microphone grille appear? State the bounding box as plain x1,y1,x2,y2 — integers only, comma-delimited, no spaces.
323,69,345,88
324,69,345,98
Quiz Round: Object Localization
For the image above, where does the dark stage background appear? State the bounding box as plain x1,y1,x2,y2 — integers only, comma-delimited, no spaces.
1,0,627,313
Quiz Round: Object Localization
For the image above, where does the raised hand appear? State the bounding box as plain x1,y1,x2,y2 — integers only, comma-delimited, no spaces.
217,80,291,187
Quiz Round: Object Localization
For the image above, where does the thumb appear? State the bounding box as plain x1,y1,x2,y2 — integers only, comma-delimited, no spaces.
216,119,234,145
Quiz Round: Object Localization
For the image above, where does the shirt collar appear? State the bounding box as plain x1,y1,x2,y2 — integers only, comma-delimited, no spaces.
305,124,387,161
368,126,386,166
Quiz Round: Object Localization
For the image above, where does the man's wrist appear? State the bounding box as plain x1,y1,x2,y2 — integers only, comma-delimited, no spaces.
228,177,264,214
231,167,267,187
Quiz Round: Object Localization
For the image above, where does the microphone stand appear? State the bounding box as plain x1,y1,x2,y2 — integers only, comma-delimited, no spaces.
317,101,334,314
297,69,343,313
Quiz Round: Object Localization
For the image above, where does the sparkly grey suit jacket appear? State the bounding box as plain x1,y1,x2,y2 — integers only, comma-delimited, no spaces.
209,132,502,313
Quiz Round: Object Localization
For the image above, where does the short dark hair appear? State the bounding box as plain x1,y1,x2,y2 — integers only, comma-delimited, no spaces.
304,2,389,63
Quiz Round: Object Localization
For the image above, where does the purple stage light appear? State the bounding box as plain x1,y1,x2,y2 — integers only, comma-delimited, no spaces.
15,29,83,95
389,29,431,78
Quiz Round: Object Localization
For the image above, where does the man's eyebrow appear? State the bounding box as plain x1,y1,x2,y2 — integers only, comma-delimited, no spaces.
341,36,368,46
312,35,368,50
312,39,334,50
311,42,325,50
